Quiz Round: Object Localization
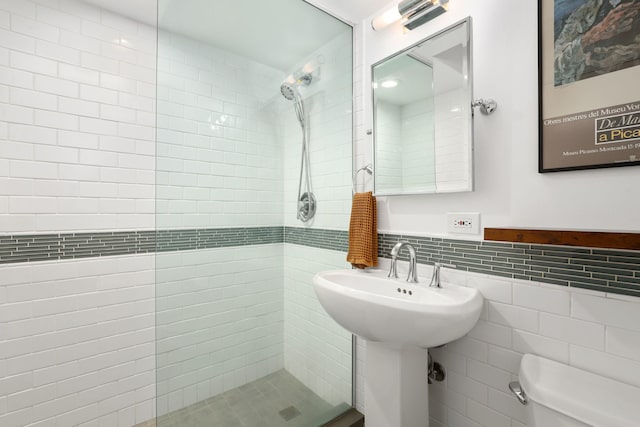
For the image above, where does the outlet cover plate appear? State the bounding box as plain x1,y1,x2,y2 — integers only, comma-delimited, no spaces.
447,212,481,235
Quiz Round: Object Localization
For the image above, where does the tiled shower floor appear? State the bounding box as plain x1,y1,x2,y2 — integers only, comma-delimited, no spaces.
135,370,349,427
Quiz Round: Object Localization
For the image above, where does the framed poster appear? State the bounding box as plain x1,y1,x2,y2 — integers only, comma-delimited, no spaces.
539,0,640,173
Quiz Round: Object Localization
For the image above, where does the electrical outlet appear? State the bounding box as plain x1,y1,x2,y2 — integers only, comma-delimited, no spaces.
447,212,480,235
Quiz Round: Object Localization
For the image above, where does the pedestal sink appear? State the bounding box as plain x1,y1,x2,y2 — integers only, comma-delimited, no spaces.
313,268,483,427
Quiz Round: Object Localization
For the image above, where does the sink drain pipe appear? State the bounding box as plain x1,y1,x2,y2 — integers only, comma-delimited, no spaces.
428,351,446,384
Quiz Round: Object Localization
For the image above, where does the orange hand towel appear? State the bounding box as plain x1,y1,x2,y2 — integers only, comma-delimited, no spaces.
346,191,378,269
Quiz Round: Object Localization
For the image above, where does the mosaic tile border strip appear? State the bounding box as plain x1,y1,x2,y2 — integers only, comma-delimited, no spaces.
281,227,640,297
377,233,640,298
0,227,283,264
0,231,155,264
156,227,283,252
283,227,349,252
1,226,639,297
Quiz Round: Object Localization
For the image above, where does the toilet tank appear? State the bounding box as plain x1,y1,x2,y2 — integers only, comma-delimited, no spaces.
517,354,640,427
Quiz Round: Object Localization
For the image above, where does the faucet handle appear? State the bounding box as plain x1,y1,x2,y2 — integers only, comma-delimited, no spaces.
429,262,456,288
388,257,399,279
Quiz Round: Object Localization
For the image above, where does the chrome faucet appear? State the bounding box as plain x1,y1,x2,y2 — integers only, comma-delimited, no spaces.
429,262,456,288
388,241,418,283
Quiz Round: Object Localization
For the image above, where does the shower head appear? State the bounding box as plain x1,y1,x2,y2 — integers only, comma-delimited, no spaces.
280,73,312,102
280,83,299,101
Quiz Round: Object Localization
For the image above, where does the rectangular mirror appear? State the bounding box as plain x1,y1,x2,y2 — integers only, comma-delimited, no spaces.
372,18,473,195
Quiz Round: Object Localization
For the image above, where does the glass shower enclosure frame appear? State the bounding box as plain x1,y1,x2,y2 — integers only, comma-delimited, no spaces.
154,1,356,425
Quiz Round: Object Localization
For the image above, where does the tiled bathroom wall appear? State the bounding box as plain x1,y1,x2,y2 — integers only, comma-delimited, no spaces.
153,27,286,416
0,0,354,425
373,101,403,193
283,244,352,407
281,223,640,426
401,98,435,191
0,1,157,425
155,29,284,229
0,0,157,234
427,264,640,427
280,27,354,410
433,88,469,192
1,0,354,425
0,253,156,426
376,95,458,194
154,17,354,419
280,224,640,426
155,245,284,416
281,31,353,230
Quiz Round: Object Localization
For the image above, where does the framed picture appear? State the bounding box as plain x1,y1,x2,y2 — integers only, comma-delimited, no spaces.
538,0,640,173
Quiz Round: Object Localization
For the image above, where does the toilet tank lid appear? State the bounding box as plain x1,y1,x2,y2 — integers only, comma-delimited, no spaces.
519,354,640,427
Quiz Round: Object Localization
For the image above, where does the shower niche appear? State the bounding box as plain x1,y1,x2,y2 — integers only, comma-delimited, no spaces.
372,18,474,195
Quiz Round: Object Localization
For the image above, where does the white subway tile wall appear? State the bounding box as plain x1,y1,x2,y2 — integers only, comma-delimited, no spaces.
0,253,155,427
401,98,436,191
283,244,352,407
154,19,354,419
278,29,355,411
3,0,353,425
434,89,471,192
155,245,284,417
0,0,157,234
1,1,157,426
281,31,353,229
373,101,403,193
376,97,437,194
352,257,640,427
155,30,284,229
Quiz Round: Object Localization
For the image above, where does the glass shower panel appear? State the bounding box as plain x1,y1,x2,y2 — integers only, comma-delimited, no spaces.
154,1,353,426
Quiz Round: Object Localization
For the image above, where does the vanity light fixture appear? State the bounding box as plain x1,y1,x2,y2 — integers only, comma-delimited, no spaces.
404,0,449,30
371,0,449,32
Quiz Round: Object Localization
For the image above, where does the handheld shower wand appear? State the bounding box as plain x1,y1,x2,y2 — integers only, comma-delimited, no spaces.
280,74,316,222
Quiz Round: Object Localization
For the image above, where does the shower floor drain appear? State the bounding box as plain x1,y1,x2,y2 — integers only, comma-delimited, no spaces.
279,406,301,421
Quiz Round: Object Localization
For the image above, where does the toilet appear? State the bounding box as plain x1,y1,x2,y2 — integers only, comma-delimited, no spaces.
513,354,640,427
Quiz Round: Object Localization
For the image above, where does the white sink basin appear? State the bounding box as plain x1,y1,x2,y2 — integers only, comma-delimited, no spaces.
313,268,483,348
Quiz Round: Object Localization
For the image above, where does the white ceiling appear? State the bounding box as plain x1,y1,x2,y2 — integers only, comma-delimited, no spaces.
83,0,391,26
83,0,391,70
158,0,348,71
307,0,392,23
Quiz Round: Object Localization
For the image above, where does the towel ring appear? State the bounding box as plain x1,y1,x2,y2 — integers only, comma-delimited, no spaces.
352,164,373,194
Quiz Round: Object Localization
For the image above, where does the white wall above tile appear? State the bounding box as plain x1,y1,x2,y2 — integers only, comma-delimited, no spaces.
357,0,640,235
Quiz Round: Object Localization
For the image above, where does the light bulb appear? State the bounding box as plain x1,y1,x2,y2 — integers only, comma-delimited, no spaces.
371,5,401,31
